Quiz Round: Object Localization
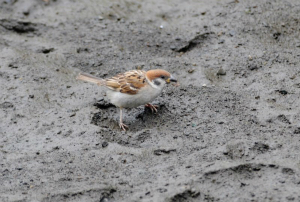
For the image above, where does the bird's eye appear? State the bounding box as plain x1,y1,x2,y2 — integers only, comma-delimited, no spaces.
160,75,165,79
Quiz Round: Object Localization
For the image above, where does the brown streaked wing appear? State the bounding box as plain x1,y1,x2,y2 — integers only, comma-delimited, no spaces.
104,70,147,95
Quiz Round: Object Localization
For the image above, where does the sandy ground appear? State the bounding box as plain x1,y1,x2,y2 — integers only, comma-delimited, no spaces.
1,0,300,201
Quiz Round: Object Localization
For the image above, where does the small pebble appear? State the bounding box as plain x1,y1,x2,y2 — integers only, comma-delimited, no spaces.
102,142,108,148
188,69,195,73
217,68,226,75
23,9,30,16
218,39,225,44
170,45,176,50
229,30,235,36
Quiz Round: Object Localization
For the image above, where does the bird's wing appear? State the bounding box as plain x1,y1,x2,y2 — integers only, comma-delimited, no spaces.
105,70,147,95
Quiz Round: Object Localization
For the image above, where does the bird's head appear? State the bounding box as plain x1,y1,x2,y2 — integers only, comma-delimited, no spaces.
146,69,177,88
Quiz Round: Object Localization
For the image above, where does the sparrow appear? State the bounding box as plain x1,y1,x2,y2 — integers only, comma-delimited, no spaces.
77,69,177,131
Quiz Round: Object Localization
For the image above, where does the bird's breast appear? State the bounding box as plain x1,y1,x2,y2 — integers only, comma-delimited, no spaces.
106,85,163,108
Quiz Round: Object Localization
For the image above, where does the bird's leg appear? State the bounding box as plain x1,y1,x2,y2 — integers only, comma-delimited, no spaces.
145,103,158,113
119,108,128,131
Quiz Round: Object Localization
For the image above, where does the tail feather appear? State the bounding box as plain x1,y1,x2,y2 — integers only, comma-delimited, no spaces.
77,73,105,85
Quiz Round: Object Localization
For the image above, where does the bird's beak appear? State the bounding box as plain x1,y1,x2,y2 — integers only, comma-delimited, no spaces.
166,75,177,83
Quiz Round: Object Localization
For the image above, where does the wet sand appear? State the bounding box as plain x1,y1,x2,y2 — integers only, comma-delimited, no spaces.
1,0,300,201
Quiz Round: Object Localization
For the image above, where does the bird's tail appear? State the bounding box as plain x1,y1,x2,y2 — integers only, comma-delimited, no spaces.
77,73,105,86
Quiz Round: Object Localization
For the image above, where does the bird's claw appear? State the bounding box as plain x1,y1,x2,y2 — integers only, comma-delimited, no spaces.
119,122,128,131
145,103,158,113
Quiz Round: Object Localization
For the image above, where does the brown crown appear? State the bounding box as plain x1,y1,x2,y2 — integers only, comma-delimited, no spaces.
146,69,171,81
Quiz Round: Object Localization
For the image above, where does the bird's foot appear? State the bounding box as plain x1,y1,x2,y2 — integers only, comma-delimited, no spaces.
119,122,128,131
145,103,158,113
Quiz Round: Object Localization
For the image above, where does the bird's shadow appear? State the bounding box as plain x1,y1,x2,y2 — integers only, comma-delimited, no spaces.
91,98,170,132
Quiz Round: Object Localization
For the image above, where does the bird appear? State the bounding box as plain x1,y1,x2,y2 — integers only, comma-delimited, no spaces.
77,69,177,131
